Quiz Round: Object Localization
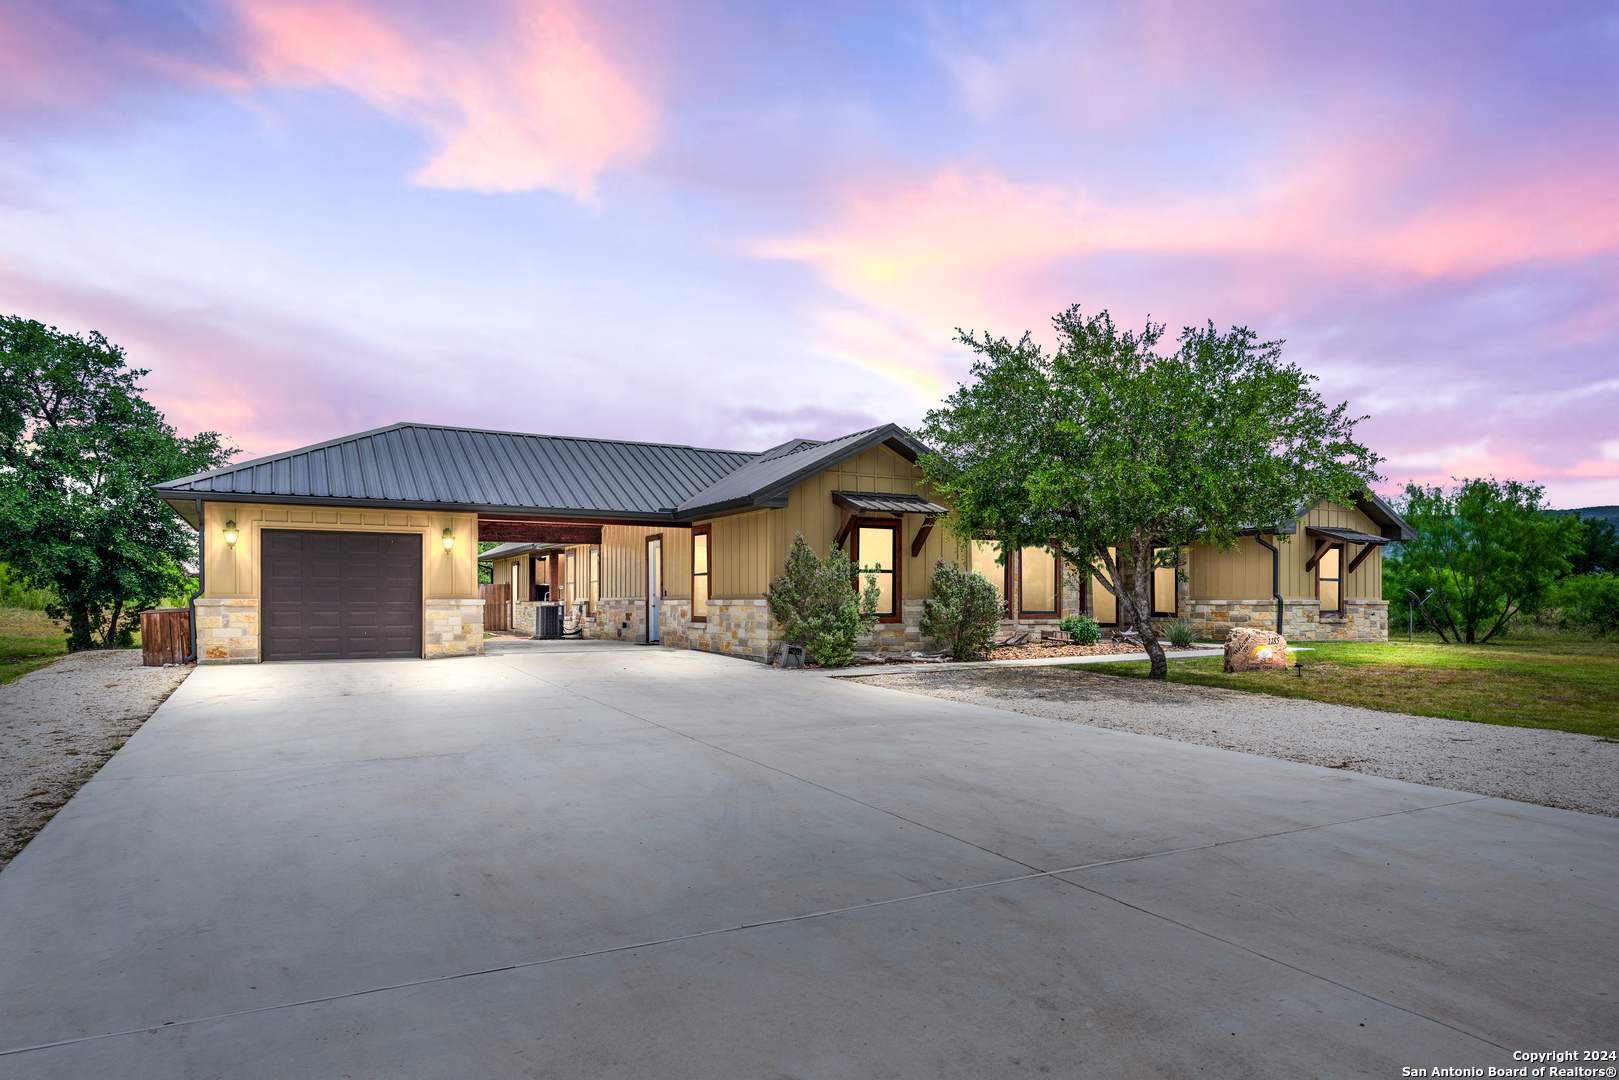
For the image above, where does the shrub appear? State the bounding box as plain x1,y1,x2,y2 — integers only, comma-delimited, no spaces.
1059,612,1101,645
765,534,880,667
921,561,1002,659
1164,617,1197,648
0,563,55,611
1547,574,1619,635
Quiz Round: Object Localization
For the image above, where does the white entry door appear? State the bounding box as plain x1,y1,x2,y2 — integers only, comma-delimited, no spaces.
646,537,662,643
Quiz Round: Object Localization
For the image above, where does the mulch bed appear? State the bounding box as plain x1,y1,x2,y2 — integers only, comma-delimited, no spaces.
987,640,1150,661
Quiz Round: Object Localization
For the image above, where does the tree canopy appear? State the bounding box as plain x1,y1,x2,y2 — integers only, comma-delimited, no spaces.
916,304,1381,676
1387,478,1583,644
0,316,234,650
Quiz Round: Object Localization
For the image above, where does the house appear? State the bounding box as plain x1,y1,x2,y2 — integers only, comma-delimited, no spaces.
154,421,1411,664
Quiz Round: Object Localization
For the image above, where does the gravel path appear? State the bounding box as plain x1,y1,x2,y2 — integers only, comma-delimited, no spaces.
853,666,1619,817
0,651,191,870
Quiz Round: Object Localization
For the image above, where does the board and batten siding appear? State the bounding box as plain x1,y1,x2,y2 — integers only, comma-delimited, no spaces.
769,444,956,600
200,501,479,601
599,524,691,601
1188,501,1383,602
697,510,774,600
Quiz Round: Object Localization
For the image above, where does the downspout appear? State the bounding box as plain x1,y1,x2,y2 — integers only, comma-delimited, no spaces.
1254,532,1283,635
182,498,204,664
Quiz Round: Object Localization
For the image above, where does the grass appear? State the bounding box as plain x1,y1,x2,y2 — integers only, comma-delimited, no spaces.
1074,634,1619,740
0,607,70,686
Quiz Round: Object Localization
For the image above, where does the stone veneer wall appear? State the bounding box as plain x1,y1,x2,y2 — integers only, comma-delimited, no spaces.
585,598,647,643
196,597,260,664
1182,598,1388,642
424,599,484,658
682,598,771,659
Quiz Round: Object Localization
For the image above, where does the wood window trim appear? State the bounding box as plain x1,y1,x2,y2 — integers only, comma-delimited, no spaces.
690,525,711,623
587,546,600,615
851,519,902,623
1017,547,1063,619
1316,542,1344,615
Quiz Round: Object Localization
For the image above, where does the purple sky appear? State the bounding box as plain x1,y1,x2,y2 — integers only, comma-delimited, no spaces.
3,0,1617,506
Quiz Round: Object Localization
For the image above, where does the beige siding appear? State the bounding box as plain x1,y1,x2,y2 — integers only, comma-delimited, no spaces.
201,502,479,600
771,445,955,599
1189,502,1384,601
599,525,691,601
702,510,774,599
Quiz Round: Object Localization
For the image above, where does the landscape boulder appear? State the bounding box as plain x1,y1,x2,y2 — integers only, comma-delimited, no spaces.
1223,628,1289,673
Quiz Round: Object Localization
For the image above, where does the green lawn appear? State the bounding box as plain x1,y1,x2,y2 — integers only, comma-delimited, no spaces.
0,607,69,685
1074,635,1619,740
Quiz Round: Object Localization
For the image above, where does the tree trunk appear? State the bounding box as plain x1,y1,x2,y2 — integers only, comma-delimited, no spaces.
105,600,124,649
1125,533,1168,678
1008,548,1021,638
66,604,95,652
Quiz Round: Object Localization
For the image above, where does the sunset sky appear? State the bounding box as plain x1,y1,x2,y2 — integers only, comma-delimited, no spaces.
2,0,1616,506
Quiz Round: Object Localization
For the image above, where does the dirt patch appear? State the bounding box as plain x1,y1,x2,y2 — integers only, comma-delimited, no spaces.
0,650,191,871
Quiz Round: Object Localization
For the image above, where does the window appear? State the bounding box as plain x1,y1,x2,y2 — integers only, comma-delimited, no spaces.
1152,548,1178,617
1318,544,1342,615
969,541,1006,611
589,548,600,610
854,523,899,620
691,527,710,623
1018,546,1060,617
1091,547,1118,625
565,551,577,604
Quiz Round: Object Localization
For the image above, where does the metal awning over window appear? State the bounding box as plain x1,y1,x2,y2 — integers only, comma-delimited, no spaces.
831,491,949,515
1305,525,1390,575
1305,525,1390,546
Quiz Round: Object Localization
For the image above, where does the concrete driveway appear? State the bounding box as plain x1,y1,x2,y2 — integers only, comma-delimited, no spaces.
0,642,1613,1078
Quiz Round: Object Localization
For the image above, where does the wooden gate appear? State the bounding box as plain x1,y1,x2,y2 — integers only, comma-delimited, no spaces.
480,583,511,631
141,608,191,666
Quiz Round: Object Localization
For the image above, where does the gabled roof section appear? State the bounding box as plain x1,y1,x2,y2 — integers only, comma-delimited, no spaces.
1239,491,1416,542
155,422,758,520
675,425,932,519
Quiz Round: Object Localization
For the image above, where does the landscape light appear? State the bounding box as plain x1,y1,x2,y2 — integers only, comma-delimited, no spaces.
442,528,455,552
223,520,238,547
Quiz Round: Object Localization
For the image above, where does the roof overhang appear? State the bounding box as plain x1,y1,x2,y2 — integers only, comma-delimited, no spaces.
1305,525,1390,546
831,490,949,516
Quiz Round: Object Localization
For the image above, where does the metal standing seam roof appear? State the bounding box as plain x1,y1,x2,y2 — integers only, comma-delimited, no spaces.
831,491,949,515
675,425,931,518
155,423,760,519
1305,525,1390,545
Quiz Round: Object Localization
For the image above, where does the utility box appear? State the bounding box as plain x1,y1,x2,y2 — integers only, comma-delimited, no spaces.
533,603,564,640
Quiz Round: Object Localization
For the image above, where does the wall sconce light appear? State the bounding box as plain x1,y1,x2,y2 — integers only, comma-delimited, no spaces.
223,520,239,547
441,528,455,552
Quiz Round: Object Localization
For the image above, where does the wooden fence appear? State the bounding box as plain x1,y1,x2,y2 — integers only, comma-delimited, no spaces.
480,583,511,631
141,608,191,666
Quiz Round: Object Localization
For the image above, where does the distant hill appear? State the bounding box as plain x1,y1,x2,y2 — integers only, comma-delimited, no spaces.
1554,505,1619,525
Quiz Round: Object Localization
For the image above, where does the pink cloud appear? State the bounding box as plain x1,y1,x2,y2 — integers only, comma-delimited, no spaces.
226,0,655,200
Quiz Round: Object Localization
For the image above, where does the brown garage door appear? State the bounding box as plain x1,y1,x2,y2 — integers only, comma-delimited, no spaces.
261,530,422,661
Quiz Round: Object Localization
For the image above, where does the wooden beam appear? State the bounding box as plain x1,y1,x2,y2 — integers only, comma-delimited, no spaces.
1346,541,1380,574
910,516,936,558
833,507,858,550
478,520,603,545
1304,538,1331,573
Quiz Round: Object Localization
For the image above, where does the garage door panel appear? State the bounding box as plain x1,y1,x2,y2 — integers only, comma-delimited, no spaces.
261,530,423,661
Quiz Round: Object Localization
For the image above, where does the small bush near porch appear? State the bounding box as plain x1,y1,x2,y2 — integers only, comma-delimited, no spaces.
1075,637,1619,740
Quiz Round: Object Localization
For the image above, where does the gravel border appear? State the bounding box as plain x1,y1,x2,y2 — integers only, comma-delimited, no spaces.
0,651,192,871
851,666,1619,817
